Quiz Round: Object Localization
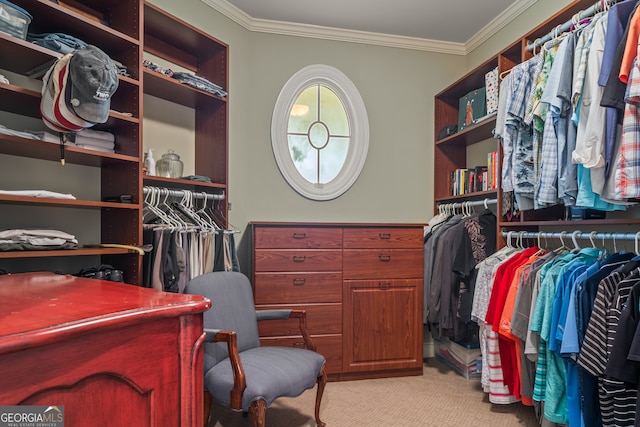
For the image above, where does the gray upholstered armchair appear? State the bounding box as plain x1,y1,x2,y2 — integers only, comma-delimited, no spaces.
185,271,327,427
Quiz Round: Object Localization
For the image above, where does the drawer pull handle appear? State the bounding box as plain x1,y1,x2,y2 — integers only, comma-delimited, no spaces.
379,255,391,262
293,278,306,286
379,233,391,239
292,232,307,239
293,255,306,262
379,282,391,290
293,342,305,348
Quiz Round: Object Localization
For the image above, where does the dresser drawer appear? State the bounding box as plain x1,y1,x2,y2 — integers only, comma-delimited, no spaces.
343,227,422,249
343,249,423,279
254,272,342,304
260,334,343,375
254,249,342,272
257,303,342,336
344,278,421,289
254,226,343,249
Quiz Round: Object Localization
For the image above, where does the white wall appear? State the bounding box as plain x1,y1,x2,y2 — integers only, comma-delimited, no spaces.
146,0,581,270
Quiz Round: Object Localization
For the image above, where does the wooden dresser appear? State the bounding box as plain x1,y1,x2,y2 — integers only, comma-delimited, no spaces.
0,272,211,427
251,222,424,381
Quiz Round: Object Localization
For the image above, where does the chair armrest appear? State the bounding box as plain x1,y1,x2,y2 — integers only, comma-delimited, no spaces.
256,309,292,321
203,328,222,341
203,328,246,409
255,309,317,352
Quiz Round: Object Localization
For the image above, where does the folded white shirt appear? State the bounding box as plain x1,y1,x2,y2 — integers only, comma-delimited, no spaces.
75,129,115,142
0,190,76,199
72,143,115,153
73,135,115,149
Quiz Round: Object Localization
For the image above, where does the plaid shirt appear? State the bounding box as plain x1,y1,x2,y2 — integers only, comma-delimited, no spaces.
616,57,640,199
572,16,600,111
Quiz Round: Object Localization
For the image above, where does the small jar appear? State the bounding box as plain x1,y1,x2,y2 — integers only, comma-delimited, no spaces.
156,149,184,178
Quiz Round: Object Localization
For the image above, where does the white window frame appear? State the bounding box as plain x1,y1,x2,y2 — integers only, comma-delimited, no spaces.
271,64,369,201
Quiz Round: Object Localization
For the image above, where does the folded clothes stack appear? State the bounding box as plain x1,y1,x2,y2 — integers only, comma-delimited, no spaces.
27,128,116,153
68,128,116,152
171,71,227,98
0,228,78,251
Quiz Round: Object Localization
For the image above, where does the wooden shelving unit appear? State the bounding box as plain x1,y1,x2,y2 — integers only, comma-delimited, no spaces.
0,0,229,284
433,0,629,248
142,1,229,220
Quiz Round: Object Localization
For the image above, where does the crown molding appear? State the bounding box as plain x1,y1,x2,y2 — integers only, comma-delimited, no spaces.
201,0,536,55
465,0,538,53
251,19,467,54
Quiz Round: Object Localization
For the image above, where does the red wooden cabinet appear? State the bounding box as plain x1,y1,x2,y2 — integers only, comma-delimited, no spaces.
0,272,210,427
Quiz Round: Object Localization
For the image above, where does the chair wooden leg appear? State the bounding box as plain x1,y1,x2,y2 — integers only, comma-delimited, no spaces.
315,365,327,427
249,399,267,427
203,390,212,427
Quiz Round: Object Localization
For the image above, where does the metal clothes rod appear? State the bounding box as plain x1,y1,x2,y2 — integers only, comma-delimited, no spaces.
438,198,497,208
501,230,640,241
143,186,225,201
526,0,617,52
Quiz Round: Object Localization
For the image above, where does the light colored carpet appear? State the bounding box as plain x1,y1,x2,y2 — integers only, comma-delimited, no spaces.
208,357,539,427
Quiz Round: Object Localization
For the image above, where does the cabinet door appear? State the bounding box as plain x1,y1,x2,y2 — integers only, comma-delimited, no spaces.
1,317,190,426
343,279,423,372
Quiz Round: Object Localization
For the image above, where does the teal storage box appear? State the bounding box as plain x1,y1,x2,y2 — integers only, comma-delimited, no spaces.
458,87,487,131
0,0,32,40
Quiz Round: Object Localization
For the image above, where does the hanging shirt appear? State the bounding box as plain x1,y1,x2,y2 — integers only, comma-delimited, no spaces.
555,32,578,205
599,0,638,178
537,36,570,205
616,57,640,199
618,5,640,83
573,13,608,170
578,261,640,427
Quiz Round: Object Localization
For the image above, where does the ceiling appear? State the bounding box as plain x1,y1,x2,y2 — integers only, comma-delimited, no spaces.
203,0,535,53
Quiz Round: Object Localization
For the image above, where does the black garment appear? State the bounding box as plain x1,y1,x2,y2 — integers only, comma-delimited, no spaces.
213,232,225,272
142,227,155,288
452,210,496,341
601,2,640,112
162,229,180,293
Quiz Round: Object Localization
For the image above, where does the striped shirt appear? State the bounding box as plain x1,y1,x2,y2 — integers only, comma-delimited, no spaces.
578,266,640,427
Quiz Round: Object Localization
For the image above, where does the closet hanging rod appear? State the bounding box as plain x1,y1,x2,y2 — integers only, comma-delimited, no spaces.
143,186,225,201
526,0,617,52
500,230,640,241
438,198,497,209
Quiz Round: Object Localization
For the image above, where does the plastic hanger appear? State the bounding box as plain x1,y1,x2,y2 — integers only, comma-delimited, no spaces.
532,231,546,256
554,231,570,253
145,187,176,229
571,230,581,252
195,192,221,232
158,188,188,230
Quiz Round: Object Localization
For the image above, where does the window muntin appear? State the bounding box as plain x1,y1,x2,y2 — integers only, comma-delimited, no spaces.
287,85,350,184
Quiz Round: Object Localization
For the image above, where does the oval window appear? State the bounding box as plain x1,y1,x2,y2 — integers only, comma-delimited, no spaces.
272,65,369,200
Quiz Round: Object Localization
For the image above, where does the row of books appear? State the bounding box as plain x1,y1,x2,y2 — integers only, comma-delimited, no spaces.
449,151,498,196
